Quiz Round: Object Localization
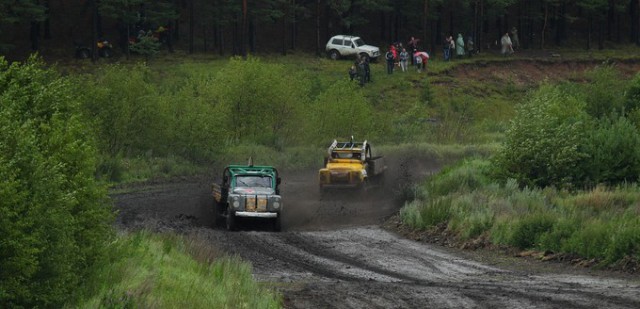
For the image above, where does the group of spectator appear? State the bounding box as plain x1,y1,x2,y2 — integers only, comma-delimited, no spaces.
349,36,430,84
349,28,521,83
384,37,430,75
443,33,476,61
500,27,520,56
349,54,372,86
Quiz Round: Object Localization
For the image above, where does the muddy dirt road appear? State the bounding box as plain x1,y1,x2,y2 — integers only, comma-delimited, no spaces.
113,165,640,308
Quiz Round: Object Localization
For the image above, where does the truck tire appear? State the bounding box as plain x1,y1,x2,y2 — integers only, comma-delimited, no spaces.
212,200,224,228
273,215,282,232
226,211,237,231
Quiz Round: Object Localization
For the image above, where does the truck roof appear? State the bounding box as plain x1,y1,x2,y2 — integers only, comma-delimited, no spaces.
226,165,278,177
327,139,369,153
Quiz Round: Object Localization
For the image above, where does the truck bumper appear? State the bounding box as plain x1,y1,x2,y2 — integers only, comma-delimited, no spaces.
234,211,278,218
320,183,362,189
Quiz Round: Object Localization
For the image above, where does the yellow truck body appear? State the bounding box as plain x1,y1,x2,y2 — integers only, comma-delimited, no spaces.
318,139,385,191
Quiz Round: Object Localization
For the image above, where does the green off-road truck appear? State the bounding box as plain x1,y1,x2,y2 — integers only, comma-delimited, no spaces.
212,164,283,231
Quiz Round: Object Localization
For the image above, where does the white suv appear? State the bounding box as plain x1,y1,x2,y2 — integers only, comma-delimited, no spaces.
325,35,380,61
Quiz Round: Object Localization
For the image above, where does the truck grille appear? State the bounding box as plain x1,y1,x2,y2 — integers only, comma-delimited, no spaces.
245,196,268,212
331,171,350,183
246,196,256,211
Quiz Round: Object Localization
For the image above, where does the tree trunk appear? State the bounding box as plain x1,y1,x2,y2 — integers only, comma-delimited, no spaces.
587,14,593,50
91,0,97,62
541,2,548,49
282,5,287,56
44,0,51,39
598,16,604,49
476,0,486,51
380,11,386,41
189,0,194,54
218,24,225,56
291,0,297,50
203,26,208,52
30,21,40,51
241,0,247,57
249,18,255,53
316,0,321,56
637,0,640,45
423,0,428,48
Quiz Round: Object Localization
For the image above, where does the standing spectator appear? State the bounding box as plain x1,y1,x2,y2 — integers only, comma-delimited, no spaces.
511,27,520,50
408,36,420,64
349,65,358,81
501,32,514,56
414,52,423,72
399,48,409,72
466,35,475,57
449,36,456,56
456,34,465,58
415,51,429,71
357,57,366,86
363,56,371,83
385,48,395,74
443,36,451,61
408,36,420,51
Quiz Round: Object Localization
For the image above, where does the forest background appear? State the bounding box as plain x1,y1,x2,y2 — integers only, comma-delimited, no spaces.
1,0,640,61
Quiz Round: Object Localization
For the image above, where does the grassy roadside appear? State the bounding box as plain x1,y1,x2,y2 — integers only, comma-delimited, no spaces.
400,159,640,271
69,232,281,308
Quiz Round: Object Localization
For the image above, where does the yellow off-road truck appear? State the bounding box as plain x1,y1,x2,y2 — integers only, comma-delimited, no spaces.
318,138,385,193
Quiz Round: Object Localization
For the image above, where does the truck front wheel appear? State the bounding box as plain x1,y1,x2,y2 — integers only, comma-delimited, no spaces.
273,215,282,232
226,212,237,231
212,200,225,228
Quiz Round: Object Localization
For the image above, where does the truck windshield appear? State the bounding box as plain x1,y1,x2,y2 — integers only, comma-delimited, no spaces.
235,175,272,188
353,38,365,47
332,152,361,159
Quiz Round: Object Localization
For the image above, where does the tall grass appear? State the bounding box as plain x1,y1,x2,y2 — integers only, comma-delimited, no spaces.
401,159,640,266
70,231,281,308
67,54,520,183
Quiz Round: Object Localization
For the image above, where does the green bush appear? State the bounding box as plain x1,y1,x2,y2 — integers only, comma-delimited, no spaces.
0,56,113,307
426,159,491,196
492,84,590,188
508,213,555,249
581,66,627,119
580,117,640,186
210,57,311,148
306,79,374,143
77,64,168,157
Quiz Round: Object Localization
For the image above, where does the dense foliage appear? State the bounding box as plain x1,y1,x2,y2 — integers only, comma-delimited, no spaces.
75,57,386,179
0,57,114,307
493,68,640,188
401,159,640,266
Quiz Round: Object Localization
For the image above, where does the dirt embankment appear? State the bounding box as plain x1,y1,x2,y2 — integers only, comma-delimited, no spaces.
435,57,640,91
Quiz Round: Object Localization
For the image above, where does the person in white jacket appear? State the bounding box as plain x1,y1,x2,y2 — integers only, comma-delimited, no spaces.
501,32,514,56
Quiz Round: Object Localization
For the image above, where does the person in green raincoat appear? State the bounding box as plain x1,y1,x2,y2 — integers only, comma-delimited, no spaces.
455,33,465,58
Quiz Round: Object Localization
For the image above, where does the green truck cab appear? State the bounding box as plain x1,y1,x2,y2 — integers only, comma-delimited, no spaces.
212,164,283,231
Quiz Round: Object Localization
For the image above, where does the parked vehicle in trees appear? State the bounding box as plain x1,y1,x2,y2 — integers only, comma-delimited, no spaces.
212,163,283,231
318,138,385,193
325,35,380,61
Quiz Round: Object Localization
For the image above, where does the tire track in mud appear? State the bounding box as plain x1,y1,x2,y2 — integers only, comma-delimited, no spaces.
209,227,640,309
112,167,640,309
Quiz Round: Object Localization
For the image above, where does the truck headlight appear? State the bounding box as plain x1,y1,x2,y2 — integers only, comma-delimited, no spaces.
233,201,240,208
273,201,280,209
